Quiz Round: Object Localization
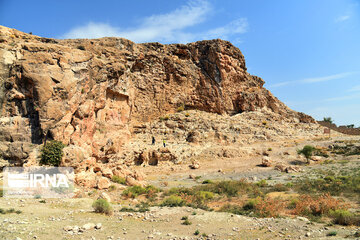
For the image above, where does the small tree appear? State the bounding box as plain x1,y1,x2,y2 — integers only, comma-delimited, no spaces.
323,117,333,123
40,140,65,166
297,145,315,164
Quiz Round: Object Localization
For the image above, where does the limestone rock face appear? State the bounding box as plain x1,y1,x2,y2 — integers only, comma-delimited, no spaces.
0,25,314,172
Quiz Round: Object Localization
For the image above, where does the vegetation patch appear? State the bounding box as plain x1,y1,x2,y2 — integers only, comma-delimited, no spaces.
92,199,112,215
0,208,22,214
111,175,126,185
294,172,360,198
120,202,150,212
40,140,65,166
330,209,360,226
161,195,186,207
122,185,159,199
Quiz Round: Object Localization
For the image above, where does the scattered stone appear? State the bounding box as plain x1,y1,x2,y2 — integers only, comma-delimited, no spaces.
189,174,196,179
297,216,309,222
98,192,111,203
311,156,322,161
275,164,301,173
82,223,95,230
261,156,272,167
63,226,73,231
95,223,102,230
189,162,200,169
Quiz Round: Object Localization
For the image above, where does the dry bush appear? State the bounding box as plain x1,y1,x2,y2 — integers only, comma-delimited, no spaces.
254,197,286,217
292,194,348,217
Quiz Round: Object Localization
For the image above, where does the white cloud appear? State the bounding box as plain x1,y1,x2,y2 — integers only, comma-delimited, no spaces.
202,18,248,39
335,15,350,22
269,71,356,88
62,22,120,39
61,0,248,43
334,1,359,23
325,93,360,102
301,72,354,83
349,84,360,92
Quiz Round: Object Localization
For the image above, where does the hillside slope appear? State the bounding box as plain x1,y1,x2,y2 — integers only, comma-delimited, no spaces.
0,25,317,187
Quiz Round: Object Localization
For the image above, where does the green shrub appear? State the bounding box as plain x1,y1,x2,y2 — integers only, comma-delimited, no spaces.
194,229,200,235
122,185,159,199
195,179,260,198
297,145,315,163
159,116,170,121
0,208,22,214
195,191,214,203
295,173,360,197
219,204,244,215
111,175,126,185
40,140,65,166
271,183,289,192
182,219,192,225
161,195,185,207
177,105,185,112
123,185,146,198
120,202,150,212
330,209,360,226
323,117,333,123
243,198,259,211
202,179,213,184
198,181,239,197
0,189,3,197
108,185,116,191
181,216,188,220
92,199,112,215
326,231,337,236
256,179,267,187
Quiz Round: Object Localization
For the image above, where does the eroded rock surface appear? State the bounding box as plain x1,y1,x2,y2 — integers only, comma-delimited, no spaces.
0,26,317,186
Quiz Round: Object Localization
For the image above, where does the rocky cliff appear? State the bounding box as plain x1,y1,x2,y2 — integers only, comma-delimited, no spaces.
0,26,315,187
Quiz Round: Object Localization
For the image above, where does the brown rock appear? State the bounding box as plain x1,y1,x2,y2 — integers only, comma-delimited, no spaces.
261,156,272,167
274,163,287,172
75,171,97,188
189,162,200,169
125,176,143,186
311,156,322,161
97,177,111,189
286,166,301,173
101,168,113,178
98,192,111,203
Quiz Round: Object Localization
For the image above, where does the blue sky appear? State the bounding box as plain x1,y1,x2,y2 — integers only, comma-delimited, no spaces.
1,0,359,126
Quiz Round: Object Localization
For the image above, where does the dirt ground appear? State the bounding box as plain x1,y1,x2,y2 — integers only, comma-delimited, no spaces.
1,135,359,240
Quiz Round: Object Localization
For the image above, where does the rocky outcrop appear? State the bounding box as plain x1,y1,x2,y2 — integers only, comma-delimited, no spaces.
0,26,315,181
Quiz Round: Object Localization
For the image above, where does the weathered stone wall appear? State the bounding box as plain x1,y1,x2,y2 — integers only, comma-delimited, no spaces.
318,121,360,135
